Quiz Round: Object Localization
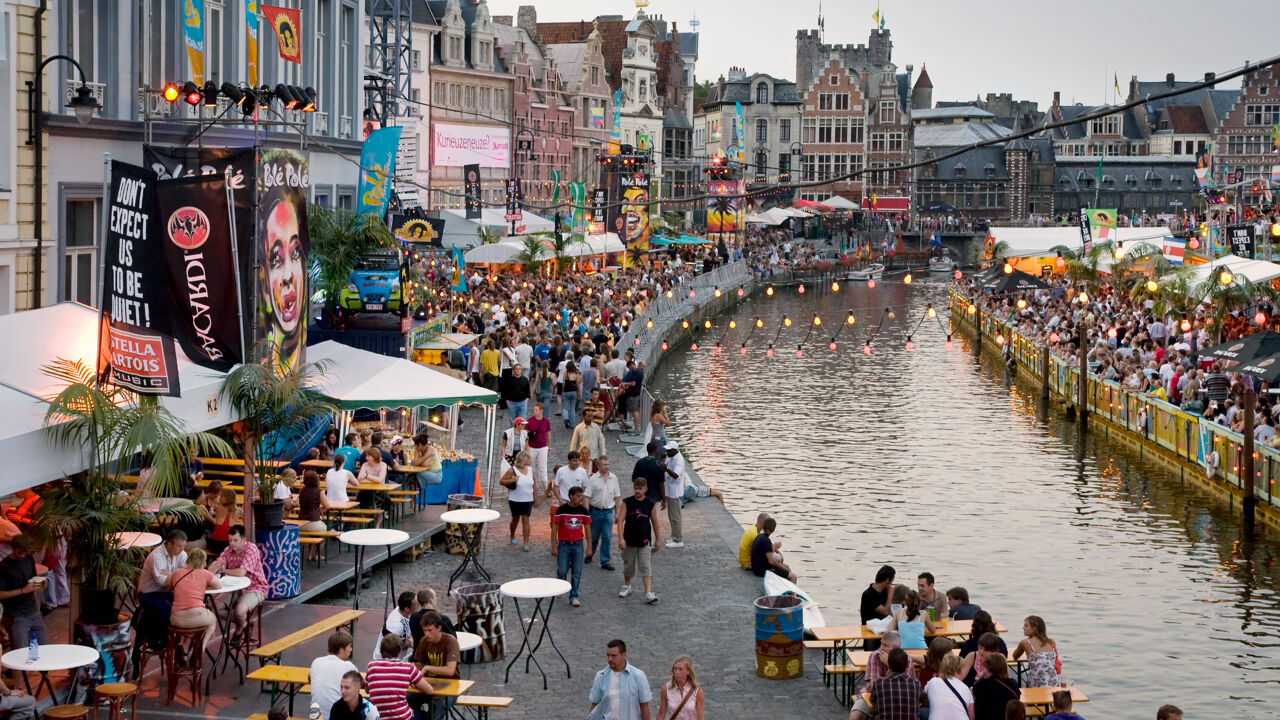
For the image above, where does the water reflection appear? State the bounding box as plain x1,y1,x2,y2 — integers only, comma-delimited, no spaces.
648,278,1280,718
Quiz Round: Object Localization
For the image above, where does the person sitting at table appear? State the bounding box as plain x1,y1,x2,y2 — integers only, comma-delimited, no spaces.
205,488,241,556
1004,700,1027,720
298,471,330,561
357,448,391,528
1156,705,1182,720
329,670,380,720
917,572,948,619
385,437,408,469
134,530,187,658
413,611,461,717
309,630,358,720
0,536,48,648
134,454,155,498
326,455,359,505
0,636,35,720
197,480,223,520
918,637,955,716
960,612,1007,685
947,587,982,621
208,525,269,643
166,548,220,656
367,635,433,720
848,630,913,720
271,468,300,513
334,433,363,476
318,427,341,461
923,653,974,720
180,446,204,497
887,589,937,650
408,588,455,650
860,565,896,652
411,434,443,489
972,654,1020,720
865,648,921,720
374,591,418,661
1043,690,1083,720
1011,615,1060,688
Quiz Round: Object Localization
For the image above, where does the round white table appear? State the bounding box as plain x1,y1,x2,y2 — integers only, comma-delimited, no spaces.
500,578,572,689
440,508,500,592
1,644,99,702
455,631,483,654
339,529,410,612
203,574,252,689
112,531,162,550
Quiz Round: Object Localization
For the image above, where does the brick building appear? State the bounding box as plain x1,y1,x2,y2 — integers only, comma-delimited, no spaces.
1211,64,1280,208
796,59,866,203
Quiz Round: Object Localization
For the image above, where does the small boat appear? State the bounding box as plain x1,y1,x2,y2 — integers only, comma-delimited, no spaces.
847,263,885,281
762,572,826,636
928,254,956,273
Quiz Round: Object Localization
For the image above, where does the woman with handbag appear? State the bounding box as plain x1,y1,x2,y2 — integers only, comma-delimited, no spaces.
656,656,703,720
501,450,538,550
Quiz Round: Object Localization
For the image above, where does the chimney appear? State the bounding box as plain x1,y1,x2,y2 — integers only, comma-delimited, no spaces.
516,5,538,39
1052,91,1060,109
1165,73,1175,88
1204,72,1216,83
493,15,512,26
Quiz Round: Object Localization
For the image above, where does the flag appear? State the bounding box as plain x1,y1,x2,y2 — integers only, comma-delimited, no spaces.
450,247,467,293
551,170,561,204
357,126,403,217
246,0,259,86
1086,208,1117,244
1270,164,1280,188
591,104,604,128
1162,236,1186,266
570,182,586,234
609,88,622,154
818,1,824,31
182,0,205,84
262,4,302,63
1272,123,1279,149
1114,73,1121,97
871,2,879,27
734,102,746,164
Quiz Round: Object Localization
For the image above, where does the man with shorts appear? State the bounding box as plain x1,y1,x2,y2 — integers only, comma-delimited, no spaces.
749,517,795,582
617,478,660,604
209,525,269,641
550,451,588,547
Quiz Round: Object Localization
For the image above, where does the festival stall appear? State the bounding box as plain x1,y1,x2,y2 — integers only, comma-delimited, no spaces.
1180,254,1280,286
307,340,500,502
437,208,555,249
820,195,859,211
987,226,1174,275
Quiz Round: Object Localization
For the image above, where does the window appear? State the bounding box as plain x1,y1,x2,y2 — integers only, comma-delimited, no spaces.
878,99,895,123
778,153,790,177
410,88,420,112
340,6,355,128
496,89,506,112
639,80,647,103
887,132,904,151
816,94,849,111
869,132,885,152
465,85,476,107
819,94,832,110
829,74,839,86
779,119,791,142
337,192,354,210
479,41,491,61
818,117,833,143
757,83,769,104
954,164,966,178
481,87,491,109
411,50,421,70
755,150,768,178
64,0,97,82
1246,104,1280,126
591,66,601,86
449,36,463,60
1173,140,1182,154
315,0,330,128
433,82,445,105
802,118,816,144
756,119,768,142
63,199,99,305
449,84,460,106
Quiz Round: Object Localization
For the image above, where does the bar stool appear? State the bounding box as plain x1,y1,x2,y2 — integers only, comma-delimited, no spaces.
135,638,164,682
221,603,263,682
91,682,138,720
163,626,207,705
43,706,89,720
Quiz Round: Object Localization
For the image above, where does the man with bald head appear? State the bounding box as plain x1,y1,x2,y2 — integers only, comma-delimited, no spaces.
738,512,782,569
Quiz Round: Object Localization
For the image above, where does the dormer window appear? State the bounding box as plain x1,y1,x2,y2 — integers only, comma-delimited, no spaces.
954,164,966,178
984,163,996,178
757,84,769,104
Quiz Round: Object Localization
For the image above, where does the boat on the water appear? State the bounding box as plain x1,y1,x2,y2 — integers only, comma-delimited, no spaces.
762,572,826,636
846,263,885,281
928,254,956,273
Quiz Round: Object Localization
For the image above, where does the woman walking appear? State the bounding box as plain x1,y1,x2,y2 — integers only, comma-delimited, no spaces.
501,450,538,550
656,656,704,720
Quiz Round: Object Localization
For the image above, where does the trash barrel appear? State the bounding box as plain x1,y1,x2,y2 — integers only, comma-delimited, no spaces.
445,494,484,555
754,595,804,679
452,582,504,662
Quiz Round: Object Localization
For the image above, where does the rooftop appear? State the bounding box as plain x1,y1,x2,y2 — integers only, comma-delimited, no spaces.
912,106,996,122
914,122,1011,148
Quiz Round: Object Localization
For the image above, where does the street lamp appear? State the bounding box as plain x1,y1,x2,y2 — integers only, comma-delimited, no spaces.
789,142,802,185
27,53,101,309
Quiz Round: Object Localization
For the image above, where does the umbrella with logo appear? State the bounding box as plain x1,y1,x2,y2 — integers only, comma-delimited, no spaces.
980,269,1049,294
1198,331,1280,383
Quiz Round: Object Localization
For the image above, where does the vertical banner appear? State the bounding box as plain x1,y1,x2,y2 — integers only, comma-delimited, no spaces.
99,161,180,396
144,146,256,348
1162,236,1186,266
609,89,623,154
258,149,310,373
591,187,607,231
733,102,746,165
1077,208,1093,252
463,164,482,219
1226,224,1256,259
262,4,302,63
618,173,650,255
450,247,467,293
246,0,259,87
155,175,243,371
707,180,739,236
1086,208,1117,245
182,0,206,85
570,182,586,234
357,126,403,217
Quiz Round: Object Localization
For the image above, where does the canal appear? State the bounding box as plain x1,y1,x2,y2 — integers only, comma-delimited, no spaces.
648,276,1280,718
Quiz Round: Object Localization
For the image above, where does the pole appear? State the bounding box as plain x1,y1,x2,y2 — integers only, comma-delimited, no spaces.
31,0,47,308
1243,386,1257,536
94,153,111,386
225,168,249,362
1041,344,1051,402
1077,331,1089,430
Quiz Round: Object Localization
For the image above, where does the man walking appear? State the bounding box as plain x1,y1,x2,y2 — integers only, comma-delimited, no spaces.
617,478,660,604
526,403,552,492
503,364,531,422
585,456,621,570
553,487,591,607
550,451,589,546
662,442,686,548
588,640,652,720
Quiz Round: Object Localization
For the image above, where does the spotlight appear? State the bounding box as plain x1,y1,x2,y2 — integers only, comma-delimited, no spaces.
220,82,245,107
162,83,181,103
202,81,218,107
181,81,202,105
276,83,300,110
300,86,318,112
238,88,258,115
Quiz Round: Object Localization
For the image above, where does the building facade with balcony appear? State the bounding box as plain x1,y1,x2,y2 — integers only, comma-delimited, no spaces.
699,69,802,190
0,0,42,313
1212,64,1280,208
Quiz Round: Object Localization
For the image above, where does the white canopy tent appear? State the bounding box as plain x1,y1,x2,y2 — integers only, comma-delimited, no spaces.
0,303,238,493
988,226,1173,258
820,195,859,210
438,208,555,249
566,233,625,257
1181,254,1280,286
463,238,527,265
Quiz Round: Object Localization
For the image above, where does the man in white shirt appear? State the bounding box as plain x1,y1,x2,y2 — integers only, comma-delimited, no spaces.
551,452,590,548
135,530,188,657
373,591,418,660
309,630,358,719
662,442,686,548
515,336,534,373
584,456,621,570
604,350,627,382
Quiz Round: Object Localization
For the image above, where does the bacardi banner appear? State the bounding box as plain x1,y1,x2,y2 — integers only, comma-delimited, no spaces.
155,175,243,371
463,164,482,219
258,149,310,373
1226,224,1256,259
98,161,180,395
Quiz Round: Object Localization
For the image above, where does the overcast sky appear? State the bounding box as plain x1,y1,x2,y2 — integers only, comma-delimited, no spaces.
488,0,1277,109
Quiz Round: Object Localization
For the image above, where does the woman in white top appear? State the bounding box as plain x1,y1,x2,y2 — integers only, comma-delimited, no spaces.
924,653,975,720
325,455,358,504
500,450,538,550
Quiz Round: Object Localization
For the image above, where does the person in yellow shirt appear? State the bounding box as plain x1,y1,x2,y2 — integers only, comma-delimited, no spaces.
738,513,774,568
479,340,500,391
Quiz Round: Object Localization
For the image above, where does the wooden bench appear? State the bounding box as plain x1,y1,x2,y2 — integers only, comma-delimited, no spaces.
456,695,514,720
250,609,365,667
338,516,375,526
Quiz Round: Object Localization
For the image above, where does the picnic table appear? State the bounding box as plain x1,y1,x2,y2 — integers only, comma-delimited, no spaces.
247,665,473,715
856,685,1086,713
199,457,291,469
810,618,1008,665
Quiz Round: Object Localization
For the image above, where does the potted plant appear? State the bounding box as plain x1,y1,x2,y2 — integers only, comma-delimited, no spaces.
31,359,231,624
308,203,398,330
219,344,334,536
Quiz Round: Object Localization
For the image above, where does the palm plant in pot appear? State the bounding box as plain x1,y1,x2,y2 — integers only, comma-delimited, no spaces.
31,359,232,625
219,344,334,536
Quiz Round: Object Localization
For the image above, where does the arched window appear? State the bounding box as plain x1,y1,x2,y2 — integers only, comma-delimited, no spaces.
757,83,769,104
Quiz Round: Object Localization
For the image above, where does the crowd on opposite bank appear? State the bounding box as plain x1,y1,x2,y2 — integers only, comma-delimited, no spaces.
960,271,1280,448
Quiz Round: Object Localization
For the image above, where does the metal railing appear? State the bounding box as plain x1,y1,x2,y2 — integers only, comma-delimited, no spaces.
950,290,1279,509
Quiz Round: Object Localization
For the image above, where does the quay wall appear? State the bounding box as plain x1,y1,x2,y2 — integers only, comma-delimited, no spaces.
949,289,1280,534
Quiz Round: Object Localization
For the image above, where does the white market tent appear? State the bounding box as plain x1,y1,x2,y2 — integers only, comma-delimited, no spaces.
989,226,1173,258
463,238,526,265
1181,254,1280,286
463,233,624,264
438,208,555,249
0,303,238,493
567,233,624,257
820,195,859,210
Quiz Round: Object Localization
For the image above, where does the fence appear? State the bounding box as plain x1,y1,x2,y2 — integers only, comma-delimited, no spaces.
949,290,1280,510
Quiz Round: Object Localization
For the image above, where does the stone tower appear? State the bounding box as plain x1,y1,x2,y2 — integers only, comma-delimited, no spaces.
911,64,932,110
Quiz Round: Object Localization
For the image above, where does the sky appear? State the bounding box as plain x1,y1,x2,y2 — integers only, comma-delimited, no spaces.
487,0,1278,109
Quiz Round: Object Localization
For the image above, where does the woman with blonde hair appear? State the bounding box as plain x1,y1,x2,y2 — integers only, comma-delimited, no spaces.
166,548,220,653
656,655,704,720
500,450,538,550
923,653,974,720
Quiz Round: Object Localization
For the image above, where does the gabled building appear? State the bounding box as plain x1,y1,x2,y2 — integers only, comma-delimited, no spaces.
1053,155,1196,217
1126,73,1237,157
1209,65,1280,208
541,24,612,184
795,58,866,203
699,69,802,187
1045,92,1147,157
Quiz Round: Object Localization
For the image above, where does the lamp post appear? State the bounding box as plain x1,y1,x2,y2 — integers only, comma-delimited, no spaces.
27,53,101,309
514,128,536,237
789,141,802,187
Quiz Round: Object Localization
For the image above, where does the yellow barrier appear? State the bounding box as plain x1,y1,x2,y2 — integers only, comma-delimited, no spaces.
949,290,1279,509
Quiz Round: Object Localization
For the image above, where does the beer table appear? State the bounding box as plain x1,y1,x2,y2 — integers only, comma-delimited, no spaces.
1,644,99,703
439,508,499,592
339,529,409,612
501,578,571,690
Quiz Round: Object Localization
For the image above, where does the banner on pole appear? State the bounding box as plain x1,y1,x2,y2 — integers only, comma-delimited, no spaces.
617,173,650,254
182,0,206,84
257,149,310,373
98,161,181,396
570,182,586,234
1161,236,1186,266
1226,224,1256,259
262,4,302,63
246,0,259,86
154,175,244,371
357,126,402,217
463,164,482,219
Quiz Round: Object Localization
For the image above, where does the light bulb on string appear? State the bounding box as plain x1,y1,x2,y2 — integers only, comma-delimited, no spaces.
1257,311,1268,326
704,320,712,330
1049,331,1060,344
714,287,721,298
690,342,698,351
661,340,669,351
737,286,745,297
903,273,913,285
634,337,641,346
766,286,774,296
756,317,764,328
927,306,937,318
1146,279,1158,292
868,279,876,288
1003,262,1013,274
945,336,953,350
905,338,914,350
783,316,792,328
1180,318,1191,332
798,284,806,294
813,315,822,326
1107,326,1117,338
796,346,804,358
766,345,774,357
954,270,963,280
646,319,654,329
967,304,976,315
887,308,895,321
1017,298,1027,309
863,343,872,355
831,281,840,292
688,289,696,298
740,344,747,355
682,320,689,329
996,333,1005,345
829,340,838,351
1077,291,1089,304
715,343,723,354
666,290,673,298
729,320,737,329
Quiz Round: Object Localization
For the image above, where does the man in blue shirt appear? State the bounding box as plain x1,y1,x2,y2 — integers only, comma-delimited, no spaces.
533,333,551,364
588,639,651,720
334,433,363,476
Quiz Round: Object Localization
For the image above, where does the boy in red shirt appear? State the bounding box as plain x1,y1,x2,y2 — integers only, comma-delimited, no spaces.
553,486,591,607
